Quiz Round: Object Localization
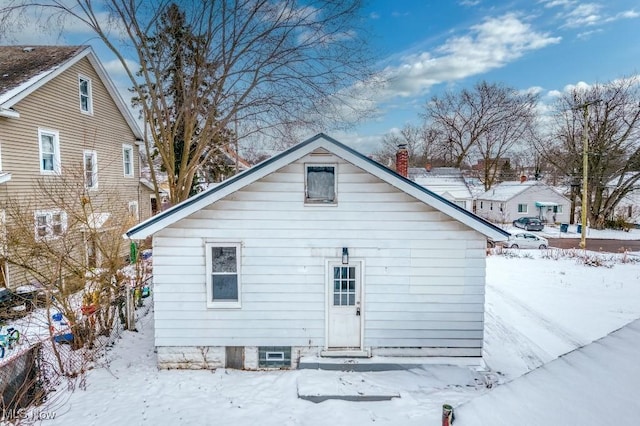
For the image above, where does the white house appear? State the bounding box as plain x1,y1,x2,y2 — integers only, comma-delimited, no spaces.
605,173,640,227
126,134,509,370
409,166,474,211
476,180,571,224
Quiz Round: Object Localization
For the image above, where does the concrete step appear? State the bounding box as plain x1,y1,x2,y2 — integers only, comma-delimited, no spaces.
298,355,484,372
296,369,400,403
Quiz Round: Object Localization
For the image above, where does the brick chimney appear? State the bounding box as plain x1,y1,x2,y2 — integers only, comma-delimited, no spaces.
520,175,527,183
425,163,432,172
396,144,408,178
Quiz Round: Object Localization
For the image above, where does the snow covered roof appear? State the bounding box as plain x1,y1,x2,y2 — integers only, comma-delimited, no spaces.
126,134,510,241
457,318,640,424
606,172,640,188
409,167,473,200
477,180,544,202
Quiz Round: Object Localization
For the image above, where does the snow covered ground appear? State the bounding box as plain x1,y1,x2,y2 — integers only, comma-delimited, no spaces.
32,249,640,426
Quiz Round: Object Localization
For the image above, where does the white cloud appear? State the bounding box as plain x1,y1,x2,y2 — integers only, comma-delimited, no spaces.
369,12,380,20
379,14,560,98
577,28,603,39
562,3,603,27
326,13,560,129
102,58,139,79
539,0,576,8
459,0,481,6
545,1,639,29
605,9,640,22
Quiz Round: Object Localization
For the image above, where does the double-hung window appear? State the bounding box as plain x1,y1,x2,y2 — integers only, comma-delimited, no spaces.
34,210,66,240
205,243,241,308
83,150,98,189
305,164,336,204
123,144,134,177
518,204,528,213
79,75,93,114
39,129,61,174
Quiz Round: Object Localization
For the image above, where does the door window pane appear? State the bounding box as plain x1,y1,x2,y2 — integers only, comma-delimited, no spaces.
333,266,356,306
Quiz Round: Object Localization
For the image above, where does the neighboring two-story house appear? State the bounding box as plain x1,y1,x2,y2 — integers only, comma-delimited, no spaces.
0,45,150,289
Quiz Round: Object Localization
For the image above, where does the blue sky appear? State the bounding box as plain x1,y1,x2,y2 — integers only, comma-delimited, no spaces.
335,0,640,153
3,0,639,155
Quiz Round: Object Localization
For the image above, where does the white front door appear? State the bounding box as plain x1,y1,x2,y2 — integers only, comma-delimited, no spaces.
327,262,362,349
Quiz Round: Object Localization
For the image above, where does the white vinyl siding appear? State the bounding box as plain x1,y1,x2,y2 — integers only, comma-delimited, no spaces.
123,144,134,177
38,128,61,174
83,150,98,189
152,154,486,354
78,75,93,114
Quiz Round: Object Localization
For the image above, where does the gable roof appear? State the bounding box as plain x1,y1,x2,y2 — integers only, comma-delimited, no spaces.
478,180,550,202
0,45,142,139
125,134,510,241
409,167,473,200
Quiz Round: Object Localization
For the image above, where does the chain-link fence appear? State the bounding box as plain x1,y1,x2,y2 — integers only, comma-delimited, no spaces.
0,276,153,423
0,343,44,417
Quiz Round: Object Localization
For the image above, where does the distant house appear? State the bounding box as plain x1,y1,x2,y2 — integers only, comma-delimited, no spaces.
609,173,640,227
0,45,150,288
476,179,570,224
409,166,473,211
126,134,509,370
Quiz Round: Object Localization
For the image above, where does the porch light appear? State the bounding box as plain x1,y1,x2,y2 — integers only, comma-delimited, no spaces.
342,247,349,264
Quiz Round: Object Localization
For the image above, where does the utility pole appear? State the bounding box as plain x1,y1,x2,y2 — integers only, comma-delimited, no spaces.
575,99,602,249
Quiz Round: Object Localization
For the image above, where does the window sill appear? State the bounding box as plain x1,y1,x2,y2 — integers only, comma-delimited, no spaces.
304,200,337,206
206,301,242,309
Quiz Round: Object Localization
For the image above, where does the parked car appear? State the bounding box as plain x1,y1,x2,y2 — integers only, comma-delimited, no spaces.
513,217,544,231
502,232,549,249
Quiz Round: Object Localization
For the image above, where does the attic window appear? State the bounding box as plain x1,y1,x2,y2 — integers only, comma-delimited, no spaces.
305,164,336,204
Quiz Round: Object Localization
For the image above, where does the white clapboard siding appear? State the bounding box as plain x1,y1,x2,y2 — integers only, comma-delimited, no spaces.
153,154,488,350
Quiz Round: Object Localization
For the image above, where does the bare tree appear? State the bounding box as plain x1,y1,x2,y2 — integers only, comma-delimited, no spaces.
423,81,538,189
372,123,443,168
0,164,144,361
0,0,374,204
536,77,640,229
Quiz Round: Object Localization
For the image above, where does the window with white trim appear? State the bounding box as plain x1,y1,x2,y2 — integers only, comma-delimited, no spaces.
128,201,139,220
39,129,61,174
553,205,563,214
79,75,93,114
518,204,528,213
123,144,134,177
205,243,241,308
305,164,336,204
83,150,98,189
34,210,66,240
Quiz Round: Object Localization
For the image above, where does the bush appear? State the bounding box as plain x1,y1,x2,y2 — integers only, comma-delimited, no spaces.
605,217,632,231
